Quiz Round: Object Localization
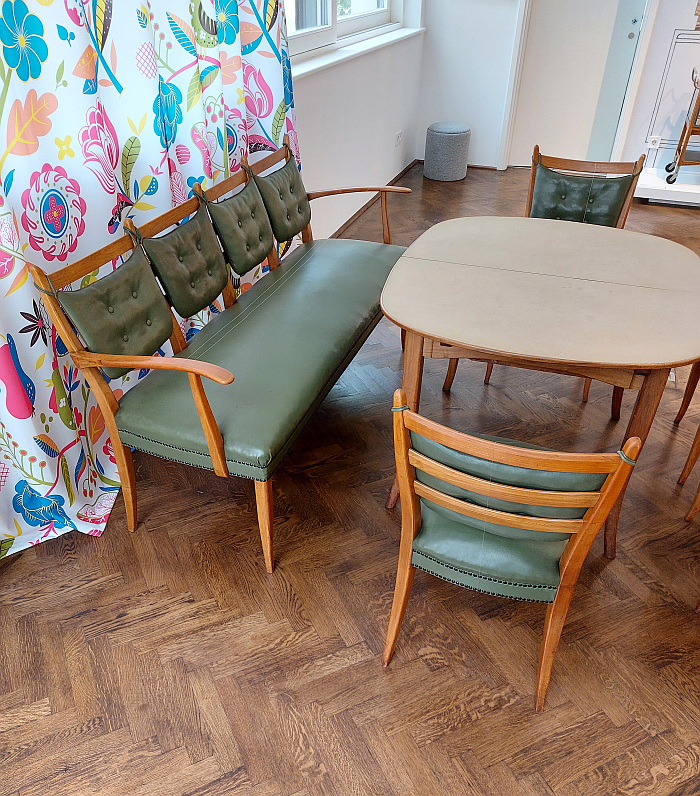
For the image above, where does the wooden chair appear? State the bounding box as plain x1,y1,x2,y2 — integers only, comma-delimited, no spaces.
382,388,640,712
442,145,645,420
674,362,700,523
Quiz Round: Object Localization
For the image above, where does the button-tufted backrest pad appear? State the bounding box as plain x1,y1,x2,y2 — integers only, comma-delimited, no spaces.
253,155,311,242
207,179,274,276
142,204,229,318
57,246,174,379
530,163,634,227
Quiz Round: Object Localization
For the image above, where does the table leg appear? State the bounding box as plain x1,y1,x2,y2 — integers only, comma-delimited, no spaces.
386,331,424,510
604,367,670,559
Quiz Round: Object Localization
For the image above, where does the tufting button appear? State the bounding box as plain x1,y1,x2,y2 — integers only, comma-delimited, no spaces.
279,192,284,199
123,334,129,342
196,243,201,251
259,234,263,241
287,213,291,220
178,256,183,262
190,281,196,288
561,194,566,199
588,198,594,203
246,244,250,251
251,211,255,219
207,268,212,276
108,306,114,313
238,220,242,228
298,207,302,213
290,186,294,194
132,291,138,299
556,216,561,220
146,319,152,326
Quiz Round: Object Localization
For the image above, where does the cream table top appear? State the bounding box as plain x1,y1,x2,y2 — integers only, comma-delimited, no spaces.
380,216,700,370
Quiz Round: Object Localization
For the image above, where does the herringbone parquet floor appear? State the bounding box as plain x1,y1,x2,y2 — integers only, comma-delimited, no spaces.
2,165,700,796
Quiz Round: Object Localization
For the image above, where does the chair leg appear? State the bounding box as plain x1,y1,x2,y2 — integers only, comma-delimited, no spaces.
254,479,274,573
114,442,137,532
679,423,700,486
484,361,494,384
675,361,700,424
582,378,592,403
382,558,416,667
686,485,700,522
443,358,459,392
535,586,574,713
611,386,624,421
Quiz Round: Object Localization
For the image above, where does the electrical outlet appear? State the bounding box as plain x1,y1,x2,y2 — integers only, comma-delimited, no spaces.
395,130,403,147
649,136,660,148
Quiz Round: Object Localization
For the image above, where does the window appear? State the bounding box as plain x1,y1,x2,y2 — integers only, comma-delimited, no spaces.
286,0,394,57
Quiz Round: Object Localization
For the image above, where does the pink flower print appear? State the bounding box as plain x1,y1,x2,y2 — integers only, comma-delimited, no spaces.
102,438,116,464
167,158,187,207
21,164,86,262
243,62,272,130
0,214,19,279
79,102,120,195
285,118,301,164
135,41,157,79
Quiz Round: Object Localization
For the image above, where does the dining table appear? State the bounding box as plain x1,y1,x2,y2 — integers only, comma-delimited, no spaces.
381,216,700,558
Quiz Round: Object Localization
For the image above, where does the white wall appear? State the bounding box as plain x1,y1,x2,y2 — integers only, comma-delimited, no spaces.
293,35,424,238
416,0,520,168
509,0,620,165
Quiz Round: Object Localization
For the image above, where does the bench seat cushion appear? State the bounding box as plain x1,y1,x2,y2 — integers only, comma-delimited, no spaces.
115,238,405,480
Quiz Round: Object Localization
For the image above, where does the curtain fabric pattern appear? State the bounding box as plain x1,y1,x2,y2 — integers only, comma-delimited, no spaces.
0,0,297,555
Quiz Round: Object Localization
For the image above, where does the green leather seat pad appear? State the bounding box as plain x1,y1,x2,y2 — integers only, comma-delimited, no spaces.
412,504,566,603
115,238,405,479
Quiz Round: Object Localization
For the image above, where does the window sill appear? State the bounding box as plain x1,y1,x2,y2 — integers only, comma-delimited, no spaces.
290,26,425,80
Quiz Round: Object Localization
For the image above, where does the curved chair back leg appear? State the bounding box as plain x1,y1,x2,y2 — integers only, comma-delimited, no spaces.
536,585,574,712
675,361,700,424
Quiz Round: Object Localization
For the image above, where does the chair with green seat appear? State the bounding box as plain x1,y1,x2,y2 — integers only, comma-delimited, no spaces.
442,145,645,419
382,388,640,712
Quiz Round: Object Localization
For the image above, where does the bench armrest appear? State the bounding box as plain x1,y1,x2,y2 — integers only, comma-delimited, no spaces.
306,186,411,245
72,351,232,478
71,352,234,384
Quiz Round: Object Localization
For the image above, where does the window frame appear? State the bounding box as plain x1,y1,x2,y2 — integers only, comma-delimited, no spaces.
287,0,397,57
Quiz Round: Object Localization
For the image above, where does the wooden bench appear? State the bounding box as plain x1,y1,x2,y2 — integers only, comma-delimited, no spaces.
30,137,409,572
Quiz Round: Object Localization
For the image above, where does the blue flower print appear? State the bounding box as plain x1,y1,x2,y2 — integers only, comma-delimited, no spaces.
153,75,183,149
282,49,293,111
0,0,49,82
13,480,77,531
215,0,239,45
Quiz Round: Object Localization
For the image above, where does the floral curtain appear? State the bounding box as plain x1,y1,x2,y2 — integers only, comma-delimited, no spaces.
0,0,297,556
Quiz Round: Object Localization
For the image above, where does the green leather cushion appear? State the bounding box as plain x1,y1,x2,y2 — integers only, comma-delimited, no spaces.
530,162,633,226
207,179,275,276
115,238,405,479
410,432,607,602
142,204,229,318
57,247,173,379
254,156,311,243
412,504,565,603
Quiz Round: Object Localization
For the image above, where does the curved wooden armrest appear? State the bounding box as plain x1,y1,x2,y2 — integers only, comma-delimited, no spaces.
306,186,411,200
72,352,234,385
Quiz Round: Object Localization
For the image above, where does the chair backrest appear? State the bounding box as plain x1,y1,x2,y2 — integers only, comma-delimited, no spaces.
526,144,645,229
392,390,640,583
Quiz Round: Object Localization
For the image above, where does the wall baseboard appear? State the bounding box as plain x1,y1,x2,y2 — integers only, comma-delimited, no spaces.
330,159,421,238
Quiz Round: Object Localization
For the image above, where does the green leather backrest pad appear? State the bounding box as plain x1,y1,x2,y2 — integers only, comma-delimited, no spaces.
207,179,274,276
57,246,173,379
411,431,607,542
142,204,229,318
530,162,633,226
254,155,311,242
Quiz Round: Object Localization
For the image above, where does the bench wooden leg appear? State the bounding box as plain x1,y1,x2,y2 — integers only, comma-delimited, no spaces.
255,479,274,573
442,358,459,392
611,386,624,421
582,377,592,403
484,361,494,384
675,361,700,424
115,443,137,532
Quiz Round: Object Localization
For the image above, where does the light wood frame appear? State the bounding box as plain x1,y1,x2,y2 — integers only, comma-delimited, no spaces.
29,135,409,573
382,389,640,712
442,144,646,419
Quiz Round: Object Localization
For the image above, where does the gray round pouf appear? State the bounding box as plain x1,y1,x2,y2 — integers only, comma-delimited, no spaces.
424,122,471,181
